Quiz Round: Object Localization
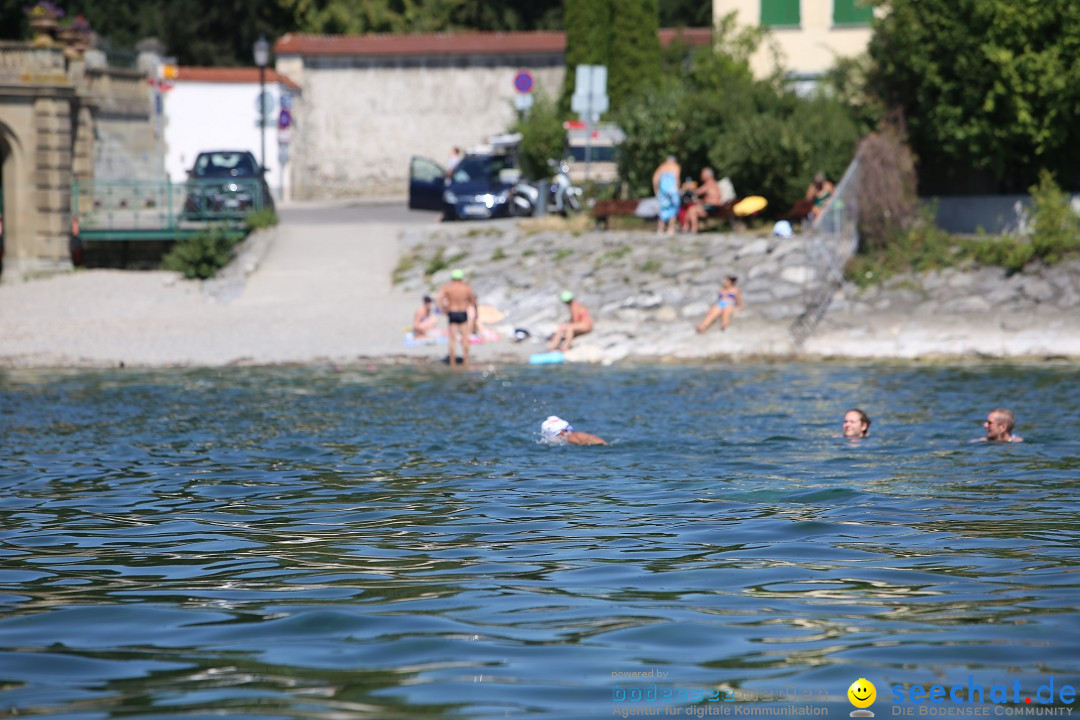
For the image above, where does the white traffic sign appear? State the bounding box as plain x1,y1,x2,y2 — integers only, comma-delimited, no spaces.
571,64,609,117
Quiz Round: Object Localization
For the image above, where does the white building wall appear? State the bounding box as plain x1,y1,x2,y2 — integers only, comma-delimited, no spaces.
713,0,873,79
163,81,291,201
292,63,563,198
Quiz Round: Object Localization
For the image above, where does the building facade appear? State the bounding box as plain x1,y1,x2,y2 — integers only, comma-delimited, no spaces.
0,43,153,282
274,28,712,198
712,0,874,83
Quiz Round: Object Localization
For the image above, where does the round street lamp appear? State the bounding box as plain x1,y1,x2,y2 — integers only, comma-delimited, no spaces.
253,35,270,175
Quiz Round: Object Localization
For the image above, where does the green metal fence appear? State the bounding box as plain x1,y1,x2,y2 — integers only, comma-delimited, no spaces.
72,178,262,242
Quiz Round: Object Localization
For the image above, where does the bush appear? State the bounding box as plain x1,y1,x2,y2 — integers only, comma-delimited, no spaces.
162,227,242,279
512,92,566,181
1029,169,1080,264
245,208,279,230
612,37,859,207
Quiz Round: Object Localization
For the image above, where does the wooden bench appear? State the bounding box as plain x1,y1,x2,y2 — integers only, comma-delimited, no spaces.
593,198,738,230
592,199,643,229
784,198,815,221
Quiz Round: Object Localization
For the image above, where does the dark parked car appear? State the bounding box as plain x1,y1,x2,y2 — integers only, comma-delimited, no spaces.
408,153,520,220
182,150,274,220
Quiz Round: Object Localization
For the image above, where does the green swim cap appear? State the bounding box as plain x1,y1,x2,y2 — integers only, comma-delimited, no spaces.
560,291,573,302
451,269,464,280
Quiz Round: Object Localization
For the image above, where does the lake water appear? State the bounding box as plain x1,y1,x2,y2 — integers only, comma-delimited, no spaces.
1,363,1078,719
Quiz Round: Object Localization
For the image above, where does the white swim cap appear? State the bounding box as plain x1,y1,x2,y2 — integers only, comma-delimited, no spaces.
541,416,572,440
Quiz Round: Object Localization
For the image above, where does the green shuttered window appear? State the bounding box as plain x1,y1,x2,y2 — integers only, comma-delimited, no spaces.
833,0,873,25
761,0,800,28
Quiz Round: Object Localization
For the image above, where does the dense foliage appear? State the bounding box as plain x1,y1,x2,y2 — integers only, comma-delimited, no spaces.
1,0,708,66
611,17,860,208
511,92,566,181
560,0,611,115
869,0,1080,192
607,0,660,114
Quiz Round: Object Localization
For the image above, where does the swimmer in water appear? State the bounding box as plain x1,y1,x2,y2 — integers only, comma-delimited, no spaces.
540,416,608,446
974,408,1023,443
842,409,871,438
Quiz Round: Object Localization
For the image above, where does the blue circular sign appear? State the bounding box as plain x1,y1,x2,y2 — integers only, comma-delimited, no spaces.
278,108,292,130
513,70,534,94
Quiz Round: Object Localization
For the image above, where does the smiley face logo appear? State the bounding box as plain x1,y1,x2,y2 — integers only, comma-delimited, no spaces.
848,678,876,716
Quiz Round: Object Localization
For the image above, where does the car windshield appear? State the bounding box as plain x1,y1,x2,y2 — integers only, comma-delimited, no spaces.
451,155,513,185
193,152,258,178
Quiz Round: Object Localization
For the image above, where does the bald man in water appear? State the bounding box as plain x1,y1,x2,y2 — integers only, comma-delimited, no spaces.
975,408,1023,443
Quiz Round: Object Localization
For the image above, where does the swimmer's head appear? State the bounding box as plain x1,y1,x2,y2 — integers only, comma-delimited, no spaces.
541,416,573,441
560,291,574,303
451,269,465,280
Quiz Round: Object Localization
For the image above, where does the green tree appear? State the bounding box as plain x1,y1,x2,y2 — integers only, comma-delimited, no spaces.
608,0,660,113
512,91,566,181
869,0,1080,192
560,0,611,115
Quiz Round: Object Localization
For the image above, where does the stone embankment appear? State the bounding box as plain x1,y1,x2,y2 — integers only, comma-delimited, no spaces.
396,219,1080,362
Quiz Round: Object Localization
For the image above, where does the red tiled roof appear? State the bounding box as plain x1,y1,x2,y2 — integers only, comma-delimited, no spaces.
275,28,711,57
176,67,301,91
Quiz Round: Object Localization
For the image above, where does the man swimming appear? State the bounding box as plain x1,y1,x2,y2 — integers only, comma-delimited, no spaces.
842,409,871,438
540,416,608,446
974,408,1023,443
436,269,477,367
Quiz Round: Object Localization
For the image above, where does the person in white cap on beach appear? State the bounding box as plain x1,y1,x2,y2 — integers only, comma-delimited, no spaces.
540,416,608,446
547,291,593,352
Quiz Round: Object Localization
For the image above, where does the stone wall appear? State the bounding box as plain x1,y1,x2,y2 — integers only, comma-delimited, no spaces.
292,60,563,198
393,221,1080,361
87,67,158,180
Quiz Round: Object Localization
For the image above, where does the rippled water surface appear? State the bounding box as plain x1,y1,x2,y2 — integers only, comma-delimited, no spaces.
1,363,1078,719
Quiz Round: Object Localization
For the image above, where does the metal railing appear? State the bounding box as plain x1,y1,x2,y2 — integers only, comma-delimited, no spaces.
72,178,265,240
789,158,860,347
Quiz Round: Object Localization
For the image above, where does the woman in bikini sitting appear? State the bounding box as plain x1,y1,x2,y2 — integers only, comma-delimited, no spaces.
548,291,594,351
696,275,744,333
805,171,835,221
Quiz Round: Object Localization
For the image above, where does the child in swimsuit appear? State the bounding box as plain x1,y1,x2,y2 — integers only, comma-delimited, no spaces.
696,275,744,333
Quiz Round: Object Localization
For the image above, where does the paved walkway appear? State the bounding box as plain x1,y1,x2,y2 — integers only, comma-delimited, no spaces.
0,210,447,367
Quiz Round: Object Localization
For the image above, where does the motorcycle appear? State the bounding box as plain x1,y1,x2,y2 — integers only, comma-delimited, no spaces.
510,159,584,217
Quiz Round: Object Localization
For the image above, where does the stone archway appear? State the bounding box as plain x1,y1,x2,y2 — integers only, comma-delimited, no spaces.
0,121,21,283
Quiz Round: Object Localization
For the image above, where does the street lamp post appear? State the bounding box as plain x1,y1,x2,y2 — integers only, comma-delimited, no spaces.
253,35,269,175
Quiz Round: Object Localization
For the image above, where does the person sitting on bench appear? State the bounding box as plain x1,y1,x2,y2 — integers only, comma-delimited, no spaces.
683,168,726,233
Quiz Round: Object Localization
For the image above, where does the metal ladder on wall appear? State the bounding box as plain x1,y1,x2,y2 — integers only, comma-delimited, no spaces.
789,158,861,347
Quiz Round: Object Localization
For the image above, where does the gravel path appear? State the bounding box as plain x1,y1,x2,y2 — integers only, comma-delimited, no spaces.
0,219,485,368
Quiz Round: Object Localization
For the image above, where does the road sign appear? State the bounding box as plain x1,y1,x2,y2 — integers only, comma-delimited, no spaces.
571,64,609,118
514,94,534,112
278,108,292,130
280,93,292,110
513,70,534,94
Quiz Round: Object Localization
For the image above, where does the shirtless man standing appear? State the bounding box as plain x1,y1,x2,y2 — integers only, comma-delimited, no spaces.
436,269,477,367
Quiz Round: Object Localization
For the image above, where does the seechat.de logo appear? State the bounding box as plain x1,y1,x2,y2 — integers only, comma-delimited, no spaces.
849,678,877,717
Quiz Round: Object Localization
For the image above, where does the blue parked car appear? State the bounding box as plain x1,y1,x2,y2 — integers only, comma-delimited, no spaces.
408,153,521,220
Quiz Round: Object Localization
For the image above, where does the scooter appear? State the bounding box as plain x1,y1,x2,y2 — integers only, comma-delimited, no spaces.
510,159,584,217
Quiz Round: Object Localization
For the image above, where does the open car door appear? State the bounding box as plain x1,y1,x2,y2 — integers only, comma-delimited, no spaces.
408,156,445,210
